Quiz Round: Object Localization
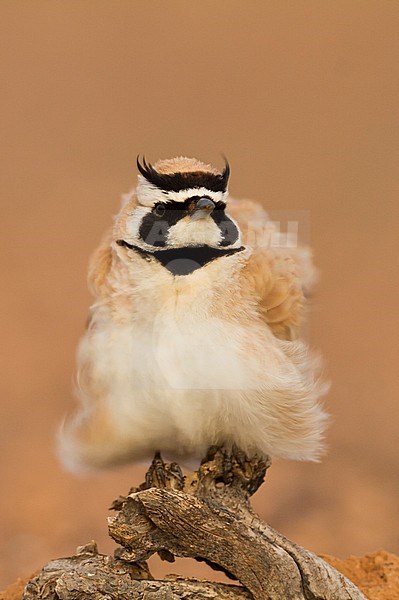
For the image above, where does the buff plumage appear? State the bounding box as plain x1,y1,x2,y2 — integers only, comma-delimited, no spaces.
59,157,328,472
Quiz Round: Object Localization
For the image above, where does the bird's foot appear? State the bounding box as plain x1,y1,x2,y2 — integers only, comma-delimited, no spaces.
139,451,185,491
198,445,270,497
110,452,185,511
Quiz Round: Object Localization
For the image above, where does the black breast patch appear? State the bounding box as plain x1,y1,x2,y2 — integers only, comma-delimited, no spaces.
116,241,245,276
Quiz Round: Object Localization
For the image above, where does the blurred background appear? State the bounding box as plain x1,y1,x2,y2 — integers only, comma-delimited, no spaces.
1,0,399,589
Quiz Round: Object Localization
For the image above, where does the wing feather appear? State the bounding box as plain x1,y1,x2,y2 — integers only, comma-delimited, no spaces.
229,198,317,340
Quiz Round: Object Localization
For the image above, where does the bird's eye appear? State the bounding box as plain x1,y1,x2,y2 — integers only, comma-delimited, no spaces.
215,201,226,210
154,203,166,217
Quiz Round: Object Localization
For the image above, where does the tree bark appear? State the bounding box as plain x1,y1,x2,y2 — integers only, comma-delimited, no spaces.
23,542,251,599
23,447,366,600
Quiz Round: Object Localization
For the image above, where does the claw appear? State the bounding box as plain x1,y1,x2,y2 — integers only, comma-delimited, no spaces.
199,445,269,496
140,452,185,491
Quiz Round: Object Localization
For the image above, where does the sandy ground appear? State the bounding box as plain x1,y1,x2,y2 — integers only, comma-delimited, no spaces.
1,1,399,590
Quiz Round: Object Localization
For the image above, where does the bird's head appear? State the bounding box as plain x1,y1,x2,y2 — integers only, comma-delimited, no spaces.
115,157,243,275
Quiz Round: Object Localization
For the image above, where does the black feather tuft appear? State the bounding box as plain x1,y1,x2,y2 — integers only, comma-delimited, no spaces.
136,156,230,193
221,158,230,191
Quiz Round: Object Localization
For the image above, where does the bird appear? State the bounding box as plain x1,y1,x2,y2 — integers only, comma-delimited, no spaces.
59,156,328,473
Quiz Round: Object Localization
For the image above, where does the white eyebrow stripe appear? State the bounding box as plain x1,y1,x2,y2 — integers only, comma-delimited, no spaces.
136,180,164,206
164,188,228,203
136,178,229,206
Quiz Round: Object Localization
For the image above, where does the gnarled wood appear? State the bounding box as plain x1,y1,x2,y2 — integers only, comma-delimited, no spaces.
23,542,251,599
23,448,366,599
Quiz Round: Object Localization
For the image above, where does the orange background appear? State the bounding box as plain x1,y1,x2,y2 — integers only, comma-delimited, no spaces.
1,0,399,588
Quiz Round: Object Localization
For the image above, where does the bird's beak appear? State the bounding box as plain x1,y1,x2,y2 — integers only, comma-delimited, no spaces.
189,197,215,220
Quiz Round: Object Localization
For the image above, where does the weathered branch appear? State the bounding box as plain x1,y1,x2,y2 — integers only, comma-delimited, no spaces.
23,447,366,599
23,542,251,599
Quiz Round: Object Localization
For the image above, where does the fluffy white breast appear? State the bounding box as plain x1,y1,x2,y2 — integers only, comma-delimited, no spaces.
61,242,326,471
